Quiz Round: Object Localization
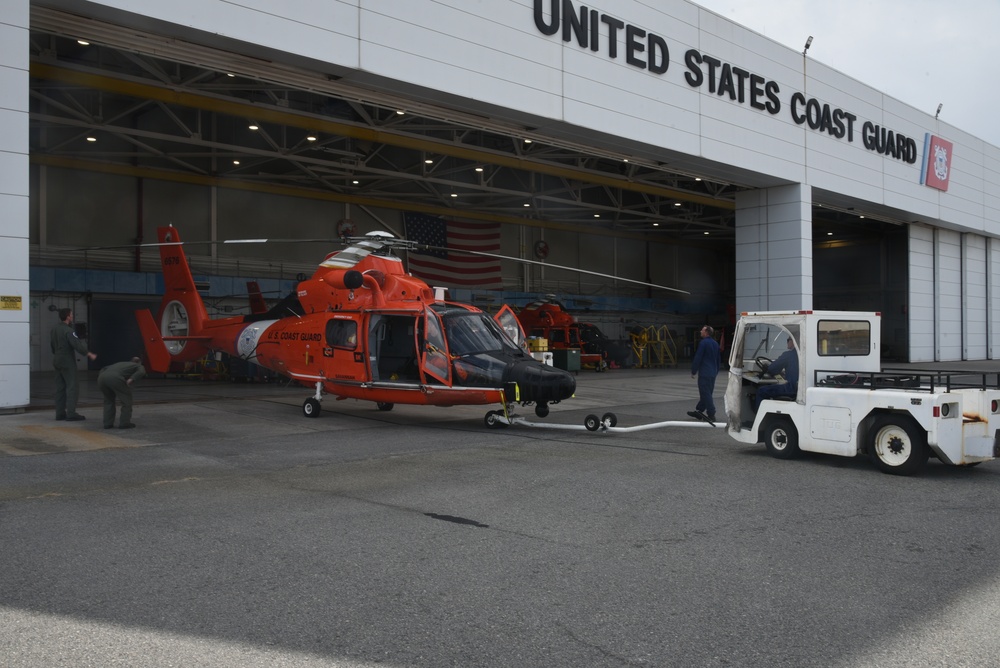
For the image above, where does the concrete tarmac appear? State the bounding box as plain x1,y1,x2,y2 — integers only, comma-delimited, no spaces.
3,365,1000,667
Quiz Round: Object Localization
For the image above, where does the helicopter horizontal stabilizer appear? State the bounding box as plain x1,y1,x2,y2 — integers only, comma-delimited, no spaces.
135,308,172,373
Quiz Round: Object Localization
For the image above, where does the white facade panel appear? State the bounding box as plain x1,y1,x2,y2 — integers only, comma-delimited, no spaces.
991,239,1000,359
0,64,28,115
84,0,360,68
0,357,29,409
360,5,563,120
0,236,28,281
908,225,935,362
0,0,27,409
0,192,28,238
0,107,28,155
935,229,963,361
963,234,987,359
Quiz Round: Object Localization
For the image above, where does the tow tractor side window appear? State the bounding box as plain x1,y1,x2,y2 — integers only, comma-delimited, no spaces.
817,320,870,356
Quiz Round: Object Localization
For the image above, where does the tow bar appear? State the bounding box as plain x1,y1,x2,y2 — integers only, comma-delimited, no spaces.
485,410,726,433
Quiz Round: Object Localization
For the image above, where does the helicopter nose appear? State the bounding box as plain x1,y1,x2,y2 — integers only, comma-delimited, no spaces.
507,360,576,402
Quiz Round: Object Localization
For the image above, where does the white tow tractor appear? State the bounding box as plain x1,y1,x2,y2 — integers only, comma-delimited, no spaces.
725,310,1000,475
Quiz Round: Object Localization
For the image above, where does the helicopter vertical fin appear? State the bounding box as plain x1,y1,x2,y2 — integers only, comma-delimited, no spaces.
247,280,267,314
156,225,210,336
134,308,172,373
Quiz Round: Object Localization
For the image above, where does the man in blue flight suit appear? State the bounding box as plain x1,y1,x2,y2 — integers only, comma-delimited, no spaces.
755,336,799,408
688,325,720,423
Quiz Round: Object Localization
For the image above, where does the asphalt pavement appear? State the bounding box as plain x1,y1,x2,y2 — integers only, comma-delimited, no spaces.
2,365,1000,667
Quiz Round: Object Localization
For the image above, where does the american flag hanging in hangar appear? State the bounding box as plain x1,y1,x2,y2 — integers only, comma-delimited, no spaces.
403,212,502,288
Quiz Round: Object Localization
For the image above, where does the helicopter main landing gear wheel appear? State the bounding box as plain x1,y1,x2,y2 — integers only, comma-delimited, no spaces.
376,402,394,412
302,397,321,418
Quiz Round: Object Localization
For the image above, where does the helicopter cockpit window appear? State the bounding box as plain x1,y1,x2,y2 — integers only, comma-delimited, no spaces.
445,313,517,357
325,319,358,350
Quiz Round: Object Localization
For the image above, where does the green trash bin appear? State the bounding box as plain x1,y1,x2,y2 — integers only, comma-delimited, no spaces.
552,348,581,372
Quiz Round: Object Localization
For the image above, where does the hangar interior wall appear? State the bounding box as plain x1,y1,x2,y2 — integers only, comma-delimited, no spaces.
28,166,733,372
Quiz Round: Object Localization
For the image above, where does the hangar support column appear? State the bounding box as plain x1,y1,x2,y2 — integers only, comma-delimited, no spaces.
0,0,30,410
734,184,813,314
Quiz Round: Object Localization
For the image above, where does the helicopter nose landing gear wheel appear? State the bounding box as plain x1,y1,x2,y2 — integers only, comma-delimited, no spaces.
303,397,321,418
484,410,508,428
535,403,550,418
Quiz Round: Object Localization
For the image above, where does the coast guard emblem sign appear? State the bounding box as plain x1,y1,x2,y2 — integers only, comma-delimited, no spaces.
921,134,953,192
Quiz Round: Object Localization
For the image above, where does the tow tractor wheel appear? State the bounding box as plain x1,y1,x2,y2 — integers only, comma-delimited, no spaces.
303,397,321,418
868,415,928,476
584,414,601,431
602,412,618,428
484,410,507,428
763,417,799,459
376,402,394,412
535,403,550,418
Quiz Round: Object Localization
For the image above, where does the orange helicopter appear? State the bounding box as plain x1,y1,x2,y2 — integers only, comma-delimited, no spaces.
516,296,607,370
134,225,577,424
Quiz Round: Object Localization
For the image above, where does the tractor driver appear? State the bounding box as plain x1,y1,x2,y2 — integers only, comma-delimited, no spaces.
755,337,799,408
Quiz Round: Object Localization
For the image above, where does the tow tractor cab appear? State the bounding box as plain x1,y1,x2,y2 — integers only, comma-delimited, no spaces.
725,311,1000,475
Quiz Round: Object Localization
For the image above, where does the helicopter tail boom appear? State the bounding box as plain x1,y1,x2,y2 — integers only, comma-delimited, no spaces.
134,308,173,373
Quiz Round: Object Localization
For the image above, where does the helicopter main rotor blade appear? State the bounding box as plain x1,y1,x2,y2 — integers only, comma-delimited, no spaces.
405,242,690,296
64,238,340,252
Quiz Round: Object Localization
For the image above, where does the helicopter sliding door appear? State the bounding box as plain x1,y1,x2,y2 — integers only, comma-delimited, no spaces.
419,308,452,385
367,313,420,382
322,316,366,381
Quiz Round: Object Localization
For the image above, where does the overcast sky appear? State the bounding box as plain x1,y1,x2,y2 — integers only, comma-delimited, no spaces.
690,0,1000,149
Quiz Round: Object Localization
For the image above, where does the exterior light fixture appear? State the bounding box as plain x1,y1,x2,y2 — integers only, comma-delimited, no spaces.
803,36,813,55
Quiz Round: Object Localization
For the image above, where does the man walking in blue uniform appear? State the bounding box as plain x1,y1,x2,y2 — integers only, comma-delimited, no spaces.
689,325,720,423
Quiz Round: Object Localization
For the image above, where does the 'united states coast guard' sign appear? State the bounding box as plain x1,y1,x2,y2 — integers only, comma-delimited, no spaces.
533,0,954,187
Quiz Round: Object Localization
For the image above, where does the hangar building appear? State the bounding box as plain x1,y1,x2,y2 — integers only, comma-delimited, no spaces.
2,0,998,409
